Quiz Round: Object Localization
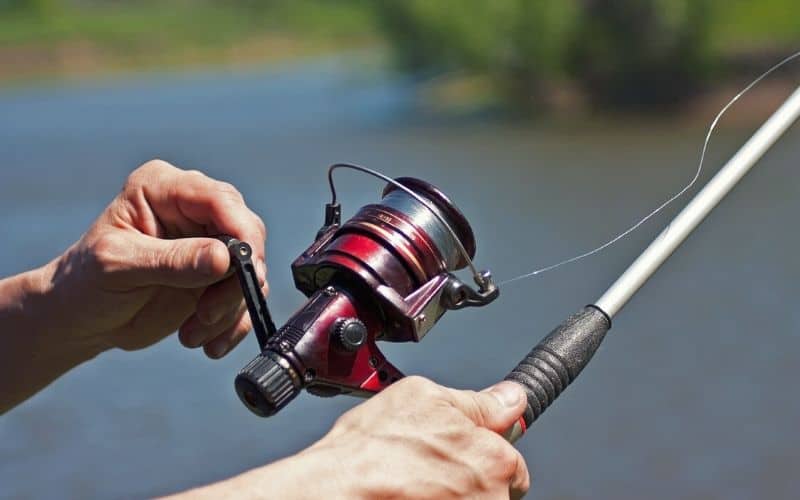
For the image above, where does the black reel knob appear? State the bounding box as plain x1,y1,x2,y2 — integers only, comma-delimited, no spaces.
235,351,302,417
333,317,367,351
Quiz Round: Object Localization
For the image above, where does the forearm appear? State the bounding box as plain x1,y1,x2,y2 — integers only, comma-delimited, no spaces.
162,376,531,499
164,445,356,500
0,260,105,413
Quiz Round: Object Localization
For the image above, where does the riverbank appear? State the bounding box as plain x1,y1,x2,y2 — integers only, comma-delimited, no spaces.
0,34,375,84
407,66,799,132
0,1,378,84
2,1,798,89
2,1,798,128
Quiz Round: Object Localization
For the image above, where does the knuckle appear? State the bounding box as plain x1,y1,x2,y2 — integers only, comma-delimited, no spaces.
463,393,489,427
139,158,173,176
500,445,521,473
443,389,488,427
486,434,522,478
216,181,244,202
437,426,472,447
395,375,442,397
122,174,140,194
332,409,360,433
184,169,209,185
88,233,126,274
448,450,495,497
255,216,267,239
467,469,492,495
519,464,532,493
142,158,171,169
511,449,531,492
170,242,197,272
126,159,172,191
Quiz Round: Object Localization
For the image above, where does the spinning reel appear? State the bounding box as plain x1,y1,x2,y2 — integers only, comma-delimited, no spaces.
226,164,498,417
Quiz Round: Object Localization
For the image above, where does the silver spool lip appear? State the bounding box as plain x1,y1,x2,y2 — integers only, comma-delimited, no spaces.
382,177,476,269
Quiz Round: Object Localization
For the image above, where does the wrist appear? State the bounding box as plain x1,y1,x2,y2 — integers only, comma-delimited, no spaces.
29,258,110,358
0,263,52,340
241,447,358,499
0,259,107,369
168,444,361,499
0,262,95,411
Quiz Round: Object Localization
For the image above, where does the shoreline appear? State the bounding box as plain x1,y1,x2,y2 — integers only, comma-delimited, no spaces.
0,35,376,87
2,41,796,129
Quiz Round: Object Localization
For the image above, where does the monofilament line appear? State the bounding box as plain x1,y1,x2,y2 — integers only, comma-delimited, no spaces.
499,50,800,286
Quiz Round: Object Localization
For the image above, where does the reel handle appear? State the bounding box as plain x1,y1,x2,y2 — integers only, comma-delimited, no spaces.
502,306,611,441
216,235,276,351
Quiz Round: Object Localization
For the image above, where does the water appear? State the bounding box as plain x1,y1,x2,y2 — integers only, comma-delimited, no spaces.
1,58,799,499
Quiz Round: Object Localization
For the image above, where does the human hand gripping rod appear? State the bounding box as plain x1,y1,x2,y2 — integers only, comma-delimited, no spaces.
502,85,800,442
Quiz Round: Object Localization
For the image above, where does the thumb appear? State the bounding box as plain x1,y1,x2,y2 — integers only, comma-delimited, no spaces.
126,234,230,288
448,381,527,433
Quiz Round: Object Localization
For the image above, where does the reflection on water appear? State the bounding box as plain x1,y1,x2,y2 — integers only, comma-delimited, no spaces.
1,58,799,499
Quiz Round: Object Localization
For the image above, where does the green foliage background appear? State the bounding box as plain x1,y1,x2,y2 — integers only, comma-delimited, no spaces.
2,0,798,109
373,0,798,110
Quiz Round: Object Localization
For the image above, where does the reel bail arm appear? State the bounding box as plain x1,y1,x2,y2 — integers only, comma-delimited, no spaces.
325,163,499,306
442,270,499,310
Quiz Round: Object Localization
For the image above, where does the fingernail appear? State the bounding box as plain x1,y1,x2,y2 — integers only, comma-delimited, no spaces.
182,328,202,348
208,342,228,359
486,382,523,408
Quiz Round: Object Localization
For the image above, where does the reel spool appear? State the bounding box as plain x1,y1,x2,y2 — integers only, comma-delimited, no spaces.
232,166,498,417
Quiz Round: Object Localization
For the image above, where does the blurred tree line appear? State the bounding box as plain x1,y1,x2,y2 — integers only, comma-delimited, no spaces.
0,0,60,16
2,0,798,110
0,0,376,74
373,0,797,111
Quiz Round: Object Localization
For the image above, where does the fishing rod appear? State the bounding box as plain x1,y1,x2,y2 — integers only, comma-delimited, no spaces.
221,84,800,441
503,84,800,440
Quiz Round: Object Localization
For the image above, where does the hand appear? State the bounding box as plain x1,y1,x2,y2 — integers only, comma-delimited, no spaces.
42,159,268,356
2,159,267,411
310,376,530,499
177,377,530,499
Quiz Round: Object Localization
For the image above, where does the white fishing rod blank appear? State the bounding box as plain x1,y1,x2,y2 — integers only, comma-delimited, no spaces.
597,85,800,317
504,85,800,438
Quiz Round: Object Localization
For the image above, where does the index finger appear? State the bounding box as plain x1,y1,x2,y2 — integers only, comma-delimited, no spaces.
134,160,267,263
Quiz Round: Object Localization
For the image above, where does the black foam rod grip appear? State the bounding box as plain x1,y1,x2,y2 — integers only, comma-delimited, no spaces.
505,305,611,428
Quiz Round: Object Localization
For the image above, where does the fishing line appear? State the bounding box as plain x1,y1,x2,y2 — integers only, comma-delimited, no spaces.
499,50,800,286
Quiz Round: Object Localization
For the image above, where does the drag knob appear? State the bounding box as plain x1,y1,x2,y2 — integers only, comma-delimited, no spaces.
235,351,301,417
333,317,367,351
